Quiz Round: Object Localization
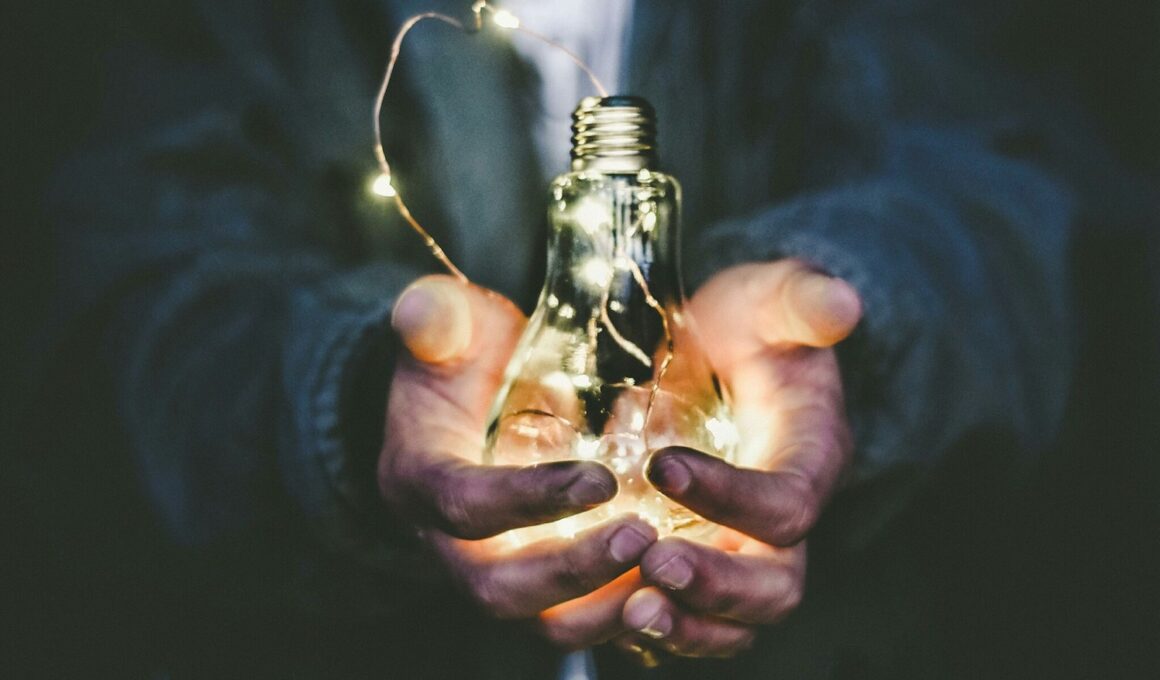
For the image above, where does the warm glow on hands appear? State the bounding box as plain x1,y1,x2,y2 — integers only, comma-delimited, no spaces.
381,276,654,639
600,260,862,661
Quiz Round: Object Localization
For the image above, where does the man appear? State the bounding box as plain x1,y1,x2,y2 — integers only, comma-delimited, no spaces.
42,0,1081,676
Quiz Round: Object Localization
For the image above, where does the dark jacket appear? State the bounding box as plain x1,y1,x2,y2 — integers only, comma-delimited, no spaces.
42,0,1089,676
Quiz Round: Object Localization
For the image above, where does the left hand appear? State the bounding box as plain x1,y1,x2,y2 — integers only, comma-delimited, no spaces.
616,259,863,660
381,277,655,629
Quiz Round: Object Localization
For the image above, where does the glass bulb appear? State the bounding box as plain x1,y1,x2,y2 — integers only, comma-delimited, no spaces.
483,97,736,544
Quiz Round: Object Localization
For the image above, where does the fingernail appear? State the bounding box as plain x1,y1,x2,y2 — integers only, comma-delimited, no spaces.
566,471,615,507
639,610,673,639
651,555,694,590
626,592,672,639
647,453,692,495
608,525,653,563
391,284,429,326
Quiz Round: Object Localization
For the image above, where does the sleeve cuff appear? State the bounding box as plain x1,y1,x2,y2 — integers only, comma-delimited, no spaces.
281,262,426,567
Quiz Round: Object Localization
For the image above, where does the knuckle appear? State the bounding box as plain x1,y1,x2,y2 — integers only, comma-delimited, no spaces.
772,474,819,544
436,477,483,538
557,548,600,594
515,466,568,518
467,569,517,620
734,631,758,655
780,581,804,617
702,579,745,617
674,554,720,603
781,501,818,545
767,573,804,623
465,569,498,610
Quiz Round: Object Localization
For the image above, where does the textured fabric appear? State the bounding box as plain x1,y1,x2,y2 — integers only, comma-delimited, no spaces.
503,0,635,178
42,0,1089,675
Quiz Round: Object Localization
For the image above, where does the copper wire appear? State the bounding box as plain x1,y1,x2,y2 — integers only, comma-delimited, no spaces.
372,1,608,282
373,2,675,454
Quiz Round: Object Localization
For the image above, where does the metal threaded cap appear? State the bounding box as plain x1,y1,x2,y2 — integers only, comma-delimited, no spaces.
571,95,657,173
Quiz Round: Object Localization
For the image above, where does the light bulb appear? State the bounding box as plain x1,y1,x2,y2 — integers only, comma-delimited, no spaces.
484,96,736,544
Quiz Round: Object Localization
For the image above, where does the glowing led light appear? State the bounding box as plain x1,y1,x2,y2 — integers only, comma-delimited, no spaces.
706,416,741,451
566,342,590,375
546,293,559,308
609,299,624,312
542,370,573,394
575,438,600,459
558,303,575,319
641,210,657,233
492,9,520,28
629,410,646,431
577,258,613,288
636,500,662,530
555,515,580,538
573,198,609,234
370,173,397,197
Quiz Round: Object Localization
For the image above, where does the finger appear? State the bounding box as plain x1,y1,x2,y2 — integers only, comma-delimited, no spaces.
537,569,642,649
383,278,551,535
393,275,526,384
691,261,862,356
383,276,525,473
385,458,617,539
391,276,473,364
623,588,756,659
640,538,805,624
770,263,862,347
646,447,821,546
431,515,657,620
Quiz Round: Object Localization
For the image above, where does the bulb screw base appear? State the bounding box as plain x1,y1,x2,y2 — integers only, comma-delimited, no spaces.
571,96,658,173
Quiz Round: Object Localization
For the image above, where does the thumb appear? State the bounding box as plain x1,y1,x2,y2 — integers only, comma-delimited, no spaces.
391,276,474,364
694,261,861,353
767,262,862,348
388,276,526,438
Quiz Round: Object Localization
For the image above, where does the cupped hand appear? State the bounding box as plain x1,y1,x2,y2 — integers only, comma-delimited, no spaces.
619,259,862,661
378,275,657,625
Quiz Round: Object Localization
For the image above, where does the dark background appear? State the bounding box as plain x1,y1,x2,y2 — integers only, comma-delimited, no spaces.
5,1,1159,677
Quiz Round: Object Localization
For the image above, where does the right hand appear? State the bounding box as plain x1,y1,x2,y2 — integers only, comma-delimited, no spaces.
378,275,657,629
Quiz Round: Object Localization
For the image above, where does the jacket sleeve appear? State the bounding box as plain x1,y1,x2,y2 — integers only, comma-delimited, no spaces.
687,2,1076,533
45,1,435,610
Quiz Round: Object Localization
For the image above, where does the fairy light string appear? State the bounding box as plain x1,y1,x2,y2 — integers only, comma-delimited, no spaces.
371,1,608,285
